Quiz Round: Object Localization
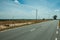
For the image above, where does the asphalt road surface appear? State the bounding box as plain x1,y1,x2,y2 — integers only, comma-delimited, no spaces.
0,20,59,40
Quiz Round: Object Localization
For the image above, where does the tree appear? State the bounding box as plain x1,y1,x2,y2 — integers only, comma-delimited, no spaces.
42,18,45,20
53,15,57,20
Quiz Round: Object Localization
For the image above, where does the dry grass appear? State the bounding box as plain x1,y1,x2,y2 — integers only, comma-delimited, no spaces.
59,20,60,28
0,19,50,31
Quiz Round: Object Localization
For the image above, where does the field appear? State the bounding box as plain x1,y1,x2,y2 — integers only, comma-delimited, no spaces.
0,19,51,31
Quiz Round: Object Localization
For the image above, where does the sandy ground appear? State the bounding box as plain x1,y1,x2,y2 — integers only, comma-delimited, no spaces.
0,22,34,31
0,20,49,31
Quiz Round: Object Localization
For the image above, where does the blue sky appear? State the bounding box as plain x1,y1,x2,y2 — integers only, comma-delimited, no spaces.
0,0,60,19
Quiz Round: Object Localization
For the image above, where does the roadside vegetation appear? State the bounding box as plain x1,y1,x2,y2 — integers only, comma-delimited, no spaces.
0,19,50,31
59,20,60,28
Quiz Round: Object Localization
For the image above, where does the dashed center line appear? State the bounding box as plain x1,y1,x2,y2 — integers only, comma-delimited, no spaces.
55,26,59,40
55,38,57,40
57,26,59,29
30,28,36,32
56,31,58,34
56,26,59,34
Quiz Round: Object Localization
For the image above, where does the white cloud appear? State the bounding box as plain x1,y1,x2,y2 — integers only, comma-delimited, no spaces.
14,0,19,4
54,9,60,12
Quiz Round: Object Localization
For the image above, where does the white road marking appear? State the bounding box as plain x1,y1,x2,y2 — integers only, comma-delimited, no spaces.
30,28,36,32
0,31,6,32
0,27,23,32
57,26,59,29
55,38,57,40
56,31,58,34
0,29,14,32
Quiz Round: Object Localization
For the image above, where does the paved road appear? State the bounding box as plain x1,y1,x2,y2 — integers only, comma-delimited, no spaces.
0,20,59,40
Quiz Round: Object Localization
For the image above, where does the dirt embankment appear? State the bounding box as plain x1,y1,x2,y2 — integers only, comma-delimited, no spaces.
0,20,50,31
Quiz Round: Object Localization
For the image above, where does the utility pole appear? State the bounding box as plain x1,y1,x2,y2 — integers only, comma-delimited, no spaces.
12,16,14,27
36,9,38,22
